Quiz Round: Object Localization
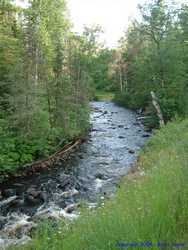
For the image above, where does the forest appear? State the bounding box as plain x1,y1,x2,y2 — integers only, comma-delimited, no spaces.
1,0,188,176
1,0,188,249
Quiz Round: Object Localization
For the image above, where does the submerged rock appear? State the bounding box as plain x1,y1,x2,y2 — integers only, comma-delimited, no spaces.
133,122,140,126
25,188,46,205
25,195,41,205
58,174,72,189
1,214,35,238
10,198,24,207
95,173,105,180
2,189,16,198
118,136,125,139
128,149,135,154
142,134,150,138
61,189,79,199
64,204,77,214
26,188,40,198
33,205,79,222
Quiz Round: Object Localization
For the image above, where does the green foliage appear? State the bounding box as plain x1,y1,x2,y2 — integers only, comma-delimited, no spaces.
0,0,100,178
94,90,114,101
114,1,188,126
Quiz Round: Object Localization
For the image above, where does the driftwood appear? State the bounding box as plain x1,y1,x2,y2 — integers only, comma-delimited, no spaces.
0,138,83,183
24,139,82,175
151,91,165,127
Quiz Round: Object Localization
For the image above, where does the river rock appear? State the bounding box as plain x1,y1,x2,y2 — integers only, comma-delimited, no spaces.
128,149,135,154
25,195,41,205
95,173,105,180
58,174,71,189
64,204,77,214
39,192,47,202
118,125,124,128
61,189,79,199
78,154,84,159
25,188,45,205
118,136,125,139
26,188,40,198
10,198,24,207
2,189,16,198
142,134,150,138
32,206,75,222
133,122,140,126
0,216,7,230
32,208,55,222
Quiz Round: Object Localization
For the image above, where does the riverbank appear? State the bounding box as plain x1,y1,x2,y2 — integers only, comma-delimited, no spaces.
9,118,188,250
94,91,115,101
0,137,85,184
0,102,147,249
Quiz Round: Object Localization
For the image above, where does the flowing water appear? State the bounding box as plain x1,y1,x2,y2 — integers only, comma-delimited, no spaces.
0,101,150,249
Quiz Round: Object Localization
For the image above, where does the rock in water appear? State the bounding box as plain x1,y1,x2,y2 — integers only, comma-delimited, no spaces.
25,188,45,205
58,174,71,189
95,173,105,180
2,189,16,198
64,204,77,214
128,149,135,154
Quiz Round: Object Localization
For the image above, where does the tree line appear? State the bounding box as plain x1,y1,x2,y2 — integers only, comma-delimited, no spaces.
112,0,188,127
0,0,102,175
1,0,188,175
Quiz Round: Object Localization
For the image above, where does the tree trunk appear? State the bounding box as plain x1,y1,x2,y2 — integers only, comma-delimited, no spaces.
151,91,165,127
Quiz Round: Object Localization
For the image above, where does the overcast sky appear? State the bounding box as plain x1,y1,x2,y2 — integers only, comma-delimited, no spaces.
67,0,144,47
15,0,188,47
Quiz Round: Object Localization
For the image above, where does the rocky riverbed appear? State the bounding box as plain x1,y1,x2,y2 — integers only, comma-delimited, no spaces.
0,101,150,249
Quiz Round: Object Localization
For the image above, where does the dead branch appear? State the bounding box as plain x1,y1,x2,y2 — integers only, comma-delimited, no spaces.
151,91,165,127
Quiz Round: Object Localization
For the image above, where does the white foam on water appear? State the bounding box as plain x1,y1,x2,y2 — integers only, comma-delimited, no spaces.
0,235,31,250
34,204,79,222
95,178,104,191
0,196,17,208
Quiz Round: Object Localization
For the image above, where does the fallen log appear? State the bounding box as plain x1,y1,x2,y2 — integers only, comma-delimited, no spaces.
0,137,84,183
151,91,165,127
24,138,82,175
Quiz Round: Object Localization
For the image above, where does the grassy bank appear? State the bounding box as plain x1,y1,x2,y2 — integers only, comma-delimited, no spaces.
11,119,188,250
94,90,115,101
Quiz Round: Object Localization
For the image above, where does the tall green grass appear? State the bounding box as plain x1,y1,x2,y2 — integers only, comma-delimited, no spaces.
11,119,188,250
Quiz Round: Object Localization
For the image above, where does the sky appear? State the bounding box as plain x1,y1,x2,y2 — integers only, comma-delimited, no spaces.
67,0,143,47
15,0,188,48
